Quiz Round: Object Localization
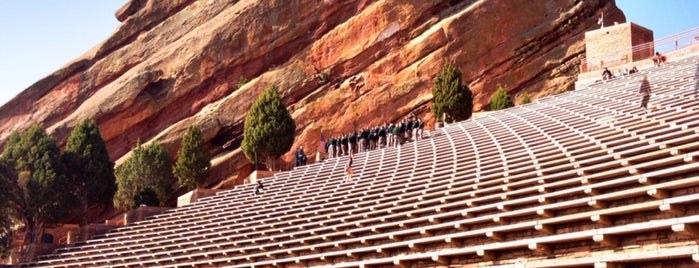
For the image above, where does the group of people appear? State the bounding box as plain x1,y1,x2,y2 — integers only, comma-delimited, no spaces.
601,52,668,81
653,52,668,66
324,114,425,159
294,146,307,167
602,66,639,80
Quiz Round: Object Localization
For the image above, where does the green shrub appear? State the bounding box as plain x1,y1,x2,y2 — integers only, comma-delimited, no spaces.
241,84,296,170
431,63,473,122
173,125,211,190
520,92,531,105
490,86,514,111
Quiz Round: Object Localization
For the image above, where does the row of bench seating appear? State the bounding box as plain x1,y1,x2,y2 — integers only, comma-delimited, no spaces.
26,56,699,267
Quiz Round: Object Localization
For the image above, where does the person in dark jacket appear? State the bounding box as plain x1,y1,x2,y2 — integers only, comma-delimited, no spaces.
253,180,264,195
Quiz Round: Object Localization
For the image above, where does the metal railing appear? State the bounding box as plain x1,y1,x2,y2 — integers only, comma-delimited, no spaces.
581,26,699,73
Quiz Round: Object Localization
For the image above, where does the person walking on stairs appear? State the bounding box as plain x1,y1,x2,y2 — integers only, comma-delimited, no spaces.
638,75,650,112
253,180,264,195
638,75,651,113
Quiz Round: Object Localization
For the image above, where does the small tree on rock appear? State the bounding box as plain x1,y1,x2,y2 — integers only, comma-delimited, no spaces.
173,125,211,190
241,84,296,170
490,86,514,111
520,92,532,105
431,63,473,122
114,141,173,210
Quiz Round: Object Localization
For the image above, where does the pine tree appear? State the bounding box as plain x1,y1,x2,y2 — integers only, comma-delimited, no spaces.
0,159,20,254
63,120,116,239
490,86,514,111
2,125,73,244
114,141,173,210
431,63,473,122
63,120,116,208
173,125,211,190
241,84,296,170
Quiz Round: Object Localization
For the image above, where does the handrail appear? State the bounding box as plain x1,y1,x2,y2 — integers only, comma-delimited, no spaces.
581,26,699,72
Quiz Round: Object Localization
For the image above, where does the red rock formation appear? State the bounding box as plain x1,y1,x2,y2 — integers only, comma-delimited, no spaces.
0,0,625,189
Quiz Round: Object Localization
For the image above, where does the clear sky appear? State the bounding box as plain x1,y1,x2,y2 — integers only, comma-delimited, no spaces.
0,1,124,107
0,1,698,108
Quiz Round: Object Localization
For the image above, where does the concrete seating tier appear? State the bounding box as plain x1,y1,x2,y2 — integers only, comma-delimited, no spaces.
25,56,699,267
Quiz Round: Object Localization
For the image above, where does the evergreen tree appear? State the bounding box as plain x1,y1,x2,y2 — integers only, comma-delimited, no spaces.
431,63,473,122
114,141,173,210
2,125,73,244
63,120,116,222
173,125,211,190
2,131,20,160
490,86,514,111
0,159,20,254
520,92,532,105
241,84,296,170
133,188,160,207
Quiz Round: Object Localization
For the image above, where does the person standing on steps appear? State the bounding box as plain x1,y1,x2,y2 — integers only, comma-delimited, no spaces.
638,75,652,112
344,153,354,182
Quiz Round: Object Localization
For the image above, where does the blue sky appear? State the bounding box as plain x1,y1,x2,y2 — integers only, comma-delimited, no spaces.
0,1,698,107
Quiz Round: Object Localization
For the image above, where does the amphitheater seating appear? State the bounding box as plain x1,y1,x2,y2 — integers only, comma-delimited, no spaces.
24,56,699,267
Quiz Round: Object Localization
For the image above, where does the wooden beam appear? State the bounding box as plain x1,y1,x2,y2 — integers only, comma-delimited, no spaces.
493,216,510,225
638,176,656,185
672,223,699,237
585,187,600,196
593,234,620,247
497,204,511,212
588,199,607,209
445,236,462,247
535,223,555,234
476,249,496,260
393,259,410,268
537,209,555,218
594,262,621,268
486,231,504,241
660,203,686,216
409,242,423,251
455,223,469,231
692,253,699,263
389,234,400,241
647,188,669,199
432,255,450,265
528,242,552,255
591,214,613,227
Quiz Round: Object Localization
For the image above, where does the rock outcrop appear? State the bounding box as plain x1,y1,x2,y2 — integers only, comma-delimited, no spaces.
0,0,625,188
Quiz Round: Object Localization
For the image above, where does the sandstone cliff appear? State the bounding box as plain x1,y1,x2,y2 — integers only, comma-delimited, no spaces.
0,0,625,188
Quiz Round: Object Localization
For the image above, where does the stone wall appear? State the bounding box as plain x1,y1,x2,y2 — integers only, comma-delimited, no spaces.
584,22,654,71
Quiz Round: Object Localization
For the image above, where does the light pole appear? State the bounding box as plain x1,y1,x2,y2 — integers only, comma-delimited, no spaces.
250,126,258,171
